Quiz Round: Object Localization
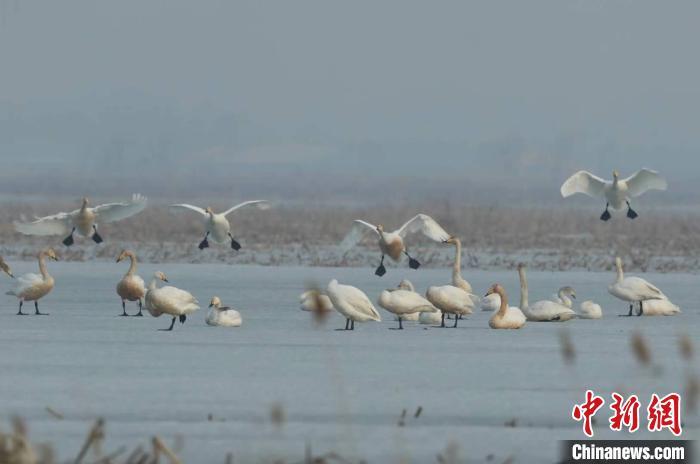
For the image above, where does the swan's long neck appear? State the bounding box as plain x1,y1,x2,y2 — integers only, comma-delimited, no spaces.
518,267,529,309
125,253,137,277
452,239,462,282
38,252,49,279
615,259,624,283
148,279,159,291
495,288,508,318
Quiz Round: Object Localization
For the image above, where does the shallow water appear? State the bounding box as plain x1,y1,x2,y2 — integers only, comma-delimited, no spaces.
0,262,698,462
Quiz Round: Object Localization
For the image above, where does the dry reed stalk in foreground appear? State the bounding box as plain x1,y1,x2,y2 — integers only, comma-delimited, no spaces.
630,332,652,367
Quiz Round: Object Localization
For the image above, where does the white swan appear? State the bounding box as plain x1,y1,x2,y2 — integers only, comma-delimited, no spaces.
206,296,243,327
0,255,13,278
632,298,680,316
551,286,577,308
480,293,500,311
299,290,334,312
578,300,603,319
518,265,576,322
14,194,147,246
116,250,146,317
145,271,200,331
425,284,476,328
169,200,269,250
6,248,58,315
378,280,437,329
485,284,526,329
340,214,450,276
561,169,666,221
608,257,665,316
326,279,381,330
444,237,473,293
390,281,420,321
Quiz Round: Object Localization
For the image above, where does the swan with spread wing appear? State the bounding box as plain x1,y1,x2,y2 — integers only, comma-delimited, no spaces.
169,200,270,250
560,169,666,220
14,194,147,246
340,214,450,276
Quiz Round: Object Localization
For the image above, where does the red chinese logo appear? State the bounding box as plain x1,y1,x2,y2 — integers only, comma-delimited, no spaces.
573,391,682,437
572,390,605,437
647,393,682,436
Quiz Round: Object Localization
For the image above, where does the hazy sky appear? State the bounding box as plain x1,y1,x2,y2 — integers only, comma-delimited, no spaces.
0,1,698,204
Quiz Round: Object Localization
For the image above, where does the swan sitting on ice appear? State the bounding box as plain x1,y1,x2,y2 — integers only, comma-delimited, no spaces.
169,200,270,250
340,214,450,277
116,250,146,317
299,290,334,312
608,257,665,316
518,265,576,322
0,256,13,278
378,280,437,329
145,272,200,331
206,296,243,327
326,279,381,330
551,286,577,308
560,169,666,221
6,248,58,315
14,194,147,246
632,298,680,316
485,284,526,329
480,293,500,311
578,301,603,319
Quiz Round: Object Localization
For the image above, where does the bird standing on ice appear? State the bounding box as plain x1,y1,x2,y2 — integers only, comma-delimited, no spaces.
14,194,147,246
144,272,200,331
326,279,381,330
116,250,146,317
378,281,437,329
169,200,270,251
560,169,666,221
608,257,665,316
6,248,58,315
340,214,450,276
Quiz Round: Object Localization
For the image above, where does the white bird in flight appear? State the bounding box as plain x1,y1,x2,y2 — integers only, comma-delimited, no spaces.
340,213,450,276
560,169,667,221
169,200,270,250
14,194,147,246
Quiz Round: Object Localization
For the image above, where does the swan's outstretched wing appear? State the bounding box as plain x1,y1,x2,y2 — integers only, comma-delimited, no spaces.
624,169,667,197
169,204,208,216
560,171,607,198
223,200,270,216
339,220,379,250
93,194,148,223
14,211,73,236
397,214,450,242
0,256,13,278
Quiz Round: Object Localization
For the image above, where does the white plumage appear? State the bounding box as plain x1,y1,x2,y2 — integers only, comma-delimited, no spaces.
378,281,437,329
326,279,381,330
517,265,576,322
145,272,200,330
608,257,665,316
578,300,603,319
299,290,334,312
206,296,243,327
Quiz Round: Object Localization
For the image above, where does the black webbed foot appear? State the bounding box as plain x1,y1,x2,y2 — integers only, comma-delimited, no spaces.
92,231,103,244
179,314,187,324
229,235,242,251
600,209,611,221
62,234,74,247
627,207,638,219
408,257,421,270
375,264,387,277
198,238,209,250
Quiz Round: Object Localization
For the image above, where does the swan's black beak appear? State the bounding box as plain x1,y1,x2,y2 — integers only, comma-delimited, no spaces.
572,294,577,299
208,304,213,308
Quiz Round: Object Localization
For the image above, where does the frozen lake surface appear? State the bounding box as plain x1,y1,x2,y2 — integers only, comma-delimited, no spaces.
0,263,698,462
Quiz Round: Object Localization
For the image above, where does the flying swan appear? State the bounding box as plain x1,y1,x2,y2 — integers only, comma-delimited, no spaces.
169,200,270,250
608,257,665,316
6,248,58,315
145,272,200,331
326,279,381,330
116,250,146,317
206,296,243,327
485,284,526,330
560,169,666,221
340,214,450,276
14,194,147,246
517,264,576,322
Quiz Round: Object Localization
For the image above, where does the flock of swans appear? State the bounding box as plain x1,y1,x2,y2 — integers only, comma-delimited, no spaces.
0,168,682,331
